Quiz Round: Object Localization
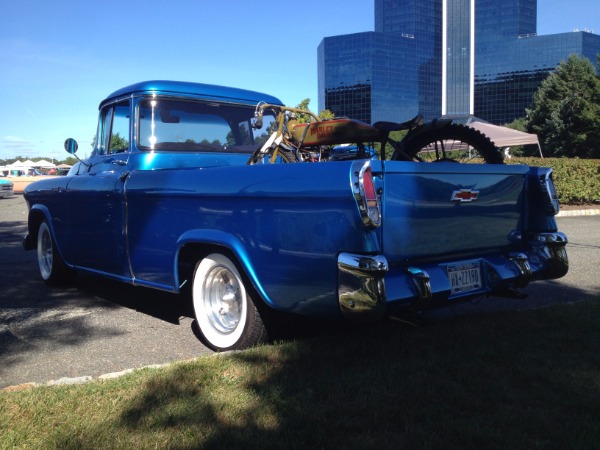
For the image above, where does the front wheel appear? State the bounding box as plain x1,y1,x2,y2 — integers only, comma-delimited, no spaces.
37,221,75,285
192,253,268,351
398,123,504,164
248,146,299,164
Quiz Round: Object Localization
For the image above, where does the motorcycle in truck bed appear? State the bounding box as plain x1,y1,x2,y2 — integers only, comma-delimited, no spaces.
22,81,568,350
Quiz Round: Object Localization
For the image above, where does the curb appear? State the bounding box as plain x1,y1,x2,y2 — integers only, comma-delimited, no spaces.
0,355,237,392
557,208,600,217
1,364,171,392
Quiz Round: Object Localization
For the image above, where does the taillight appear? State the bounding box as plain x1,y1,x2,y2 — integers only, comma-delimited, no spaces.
353,161,382,229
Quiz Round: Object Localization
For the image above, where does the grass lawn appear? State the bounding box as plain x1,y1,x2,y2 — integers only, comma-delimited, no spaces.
2,297,600,449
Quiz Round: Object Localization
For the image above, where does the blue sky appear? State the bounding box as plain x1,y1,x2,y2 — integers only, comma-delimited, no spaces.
1,0,598,161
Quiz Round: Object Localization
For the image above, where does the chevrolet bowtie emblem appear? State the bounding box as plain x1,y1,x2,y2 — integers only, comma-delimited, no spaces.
451,189,479,203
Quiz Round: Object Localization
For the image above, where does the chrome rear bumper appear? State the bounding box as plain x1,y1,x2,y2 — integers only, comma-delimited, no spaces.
337,232,568,319
337,253,388,320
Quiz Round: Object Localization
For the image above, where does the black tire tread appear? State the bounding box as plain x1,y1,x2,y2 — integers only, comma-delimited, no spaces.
400,123,504,164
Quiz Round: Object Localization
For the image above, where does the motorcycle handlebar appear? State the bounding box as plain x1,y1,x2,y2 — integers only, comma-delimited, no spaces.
252,103,319,130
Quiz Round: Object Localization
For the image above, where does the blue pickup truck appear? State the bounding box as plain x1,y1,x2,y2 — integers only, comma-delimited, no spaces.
23,81,568,351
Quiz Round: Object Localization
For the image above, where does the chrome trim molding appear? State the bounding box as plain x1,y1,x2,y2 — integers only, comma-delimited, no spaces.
532,231,568,246
530,232,569,279
507,252,532,287
406,267,433,300
351,161,382,229
338,253,388,320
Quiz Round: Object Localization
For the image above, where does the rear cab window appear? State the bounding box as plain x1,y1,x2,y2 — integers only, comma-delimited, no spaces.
137,98,275,153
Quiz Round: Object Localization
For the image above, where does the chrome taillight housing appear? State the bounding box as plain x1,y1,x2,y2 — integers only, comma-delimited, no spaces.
352,161,382,229
540,169,560,215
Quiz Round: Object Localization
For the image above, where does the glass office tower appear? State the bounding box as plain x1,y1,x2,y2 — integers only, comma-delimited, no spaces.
443,0,474,117
318,0,600,125
475,0,600,124
318,0,442,123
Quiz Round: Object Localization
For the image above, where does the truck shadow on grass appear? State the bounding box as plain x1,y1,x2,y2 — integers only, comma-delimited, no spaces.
50,297,600,449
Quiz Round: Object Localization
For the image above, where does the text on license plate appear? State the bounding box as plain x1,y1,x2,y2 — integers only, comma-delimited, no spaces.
447,261,482,294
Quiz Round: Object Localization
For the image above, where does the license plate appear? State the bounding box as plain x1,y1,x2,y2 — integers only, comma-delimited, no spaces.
447,261,482,294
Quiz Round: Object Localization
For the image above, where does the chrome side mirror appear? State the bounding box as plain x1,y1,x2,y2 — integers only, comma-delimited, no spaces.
64,138,90,168
64,138,79,155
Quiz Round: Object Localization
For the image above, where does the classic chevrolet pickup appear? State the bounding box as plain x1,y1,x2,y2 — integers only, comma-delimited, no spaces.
23,81,568,351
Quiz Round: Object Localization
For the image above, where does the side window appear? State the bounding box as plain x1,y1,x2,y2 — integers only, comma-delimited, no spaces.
96,101,130,155
109,103,130,153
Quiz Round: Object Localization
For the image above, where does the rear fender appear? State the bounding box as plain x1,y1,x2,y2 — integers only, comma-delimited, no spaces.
176,229,273,307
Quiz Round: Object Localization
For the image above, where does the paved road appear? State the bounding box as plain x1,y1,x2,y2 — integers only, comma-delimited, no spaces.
427,213,600,319
0,195,211,389
1,195,598,388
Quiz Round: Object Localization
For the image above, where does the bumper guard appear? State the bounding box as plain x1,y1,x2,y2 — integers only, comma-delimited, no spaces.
337,253,388,320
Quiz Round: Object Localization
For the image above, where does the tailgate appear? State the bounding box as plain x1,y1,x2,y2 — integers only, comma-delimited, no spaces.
381,161,529,261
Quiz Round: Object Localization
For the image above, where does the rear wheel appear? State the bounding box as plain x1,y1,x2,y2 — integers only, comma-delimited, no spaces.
37,221,75,285
400,123,503,164
192,253,267,351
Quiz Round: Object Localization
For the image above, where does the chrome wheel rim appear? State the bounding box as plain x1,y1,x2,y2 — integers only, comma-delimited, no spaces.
202,265,242,334
38,225,53,280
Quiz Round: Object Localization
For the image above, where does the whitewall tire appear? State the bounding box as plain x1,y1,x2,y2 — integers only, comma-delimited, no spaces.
192,253,267,351
36,221,75,285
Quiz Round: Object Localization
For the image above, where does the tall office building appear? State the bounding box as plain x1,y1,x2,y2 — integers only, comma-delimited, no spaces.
318,0,600,125
443,0,474,117
475,1,600,123
318,0,442,124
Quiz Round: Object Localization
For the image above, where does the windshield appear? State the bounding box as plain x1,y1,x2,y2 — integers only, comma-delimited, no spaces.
138,98,275,152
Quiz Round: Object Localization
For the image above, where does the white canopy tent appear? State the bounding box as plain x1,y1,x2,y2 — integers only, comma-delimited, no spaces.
8,159,56,169
465,118,542,157
34,159,56,168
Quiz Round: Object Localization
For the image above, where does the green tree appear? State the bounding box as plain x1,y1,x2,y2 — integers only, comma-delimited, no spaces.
91,133,128,152
294,98,335,123
109,133,129,152
506,117,527,132
318,109,336,120
294,98,313,123
61,156,78,165
504,117,537,156
526,54,600,158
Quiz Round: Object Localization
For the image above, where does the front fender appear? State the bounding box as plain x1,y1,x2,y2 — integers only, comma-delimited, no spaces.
23,204,53,251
